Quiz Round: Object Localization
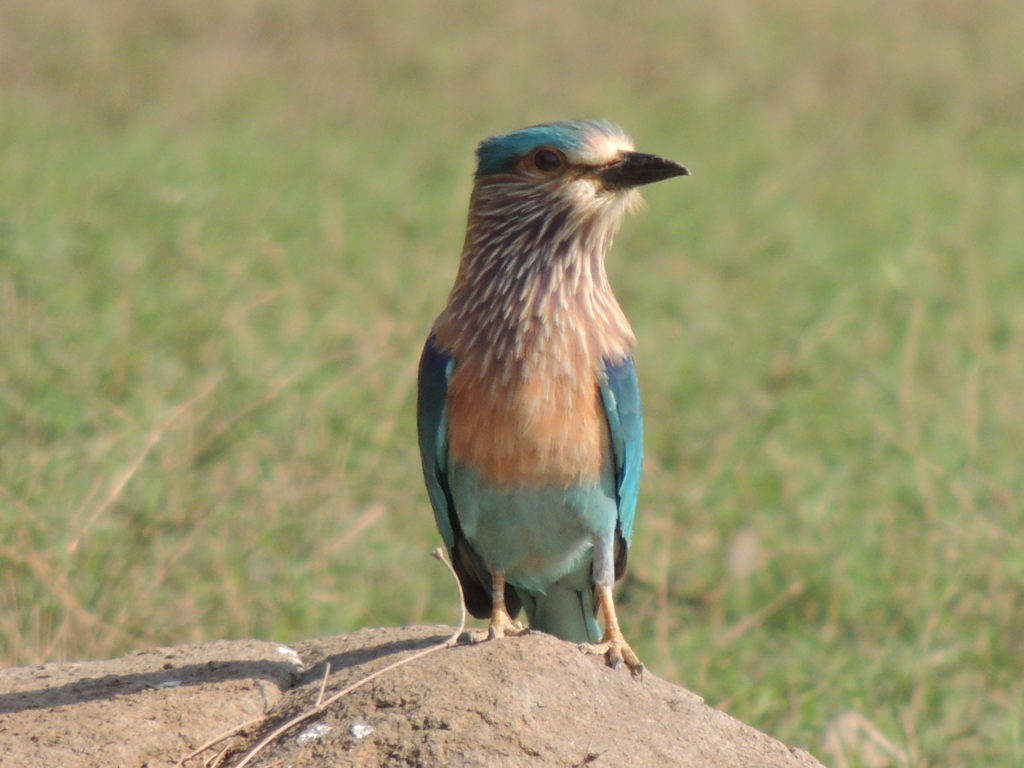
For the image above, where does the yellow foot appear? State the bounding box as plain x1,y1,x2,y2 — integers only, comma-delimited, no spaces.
581,636,644,679
469,608,527,643
466,570,528,643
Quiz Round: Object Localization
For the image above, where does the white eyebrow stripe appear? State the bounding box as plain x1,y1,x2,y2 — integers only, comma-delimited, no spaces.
568,130,635,167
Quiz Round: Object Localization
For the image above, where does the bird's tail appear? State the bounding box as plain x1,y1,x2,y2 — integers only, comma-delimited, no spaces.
519,584,601,644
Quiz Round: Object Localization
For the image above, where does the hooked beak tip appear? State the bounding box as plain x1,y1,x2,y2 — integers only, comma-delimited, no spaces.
599,151,690,189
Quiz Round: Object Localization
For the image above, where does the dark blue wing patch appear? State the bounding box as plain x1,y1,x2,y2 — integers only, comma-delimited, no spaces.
416,335,456,550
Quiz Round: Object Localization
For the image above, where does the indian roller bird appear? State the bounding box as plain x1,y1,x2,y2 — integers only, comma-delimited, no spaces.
417,120,688,675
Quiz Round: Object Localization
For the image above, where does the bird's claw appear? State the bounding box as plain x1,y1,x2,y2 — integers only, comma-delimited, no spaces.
580,637,644,679
469,609,527,643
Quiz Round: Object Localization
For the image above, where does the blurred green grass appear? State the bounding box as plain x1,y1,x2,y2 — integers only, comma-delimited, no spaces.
1,0,1022,764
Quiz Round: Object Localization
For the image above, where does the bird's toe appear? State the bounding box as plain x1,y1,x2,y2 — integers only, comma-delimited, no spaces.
490,614,527,639
468,609,526,643
580,637,644,679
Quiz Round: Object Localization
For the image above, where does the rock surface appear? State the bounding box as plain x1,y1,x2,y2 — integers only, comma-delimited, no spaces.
0,625,826,767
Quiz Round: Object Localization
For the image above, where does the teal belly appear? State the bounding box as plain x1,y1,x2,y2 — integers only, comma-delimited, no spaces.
449,461,618,594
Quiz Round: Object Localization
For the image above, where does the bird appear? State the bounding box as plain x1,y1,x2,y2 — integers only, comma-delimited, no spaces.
417,120,688,675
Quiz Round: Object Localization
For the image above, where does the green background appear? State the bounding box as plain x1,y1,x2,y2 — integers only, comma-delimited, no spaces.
2,1,1021,764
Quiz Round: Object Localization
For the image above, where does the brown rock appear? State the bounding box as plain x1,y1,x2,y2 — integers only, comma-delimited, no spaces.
0,626,826,768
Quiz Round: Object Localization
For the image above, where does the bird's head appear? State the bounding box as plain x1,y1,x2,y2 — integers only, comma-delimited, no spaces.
471,120,689,224
440,121,686,358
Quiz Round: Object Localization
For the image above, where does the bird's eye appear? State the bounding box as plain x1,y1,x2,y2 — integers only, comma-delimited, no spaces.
532,149,563,173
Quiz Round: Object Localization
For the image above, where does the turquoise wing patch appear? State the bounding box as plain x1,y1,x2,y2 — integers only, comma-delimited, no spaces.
599,356,643,546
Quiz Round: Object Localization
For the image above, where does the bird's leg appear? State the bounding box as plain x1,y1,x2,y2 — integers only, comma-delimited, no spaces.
470,569,525,642
580,532,644,677
583,583,644,677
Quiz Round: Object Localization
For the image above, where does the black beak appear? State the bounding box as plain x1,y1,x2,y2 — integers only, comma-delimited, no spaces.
598,151,690,189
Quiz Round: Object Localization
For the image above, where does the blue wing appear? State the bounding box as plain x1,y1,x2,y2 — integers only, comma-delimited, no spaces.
598,356,643,551
416,335,456,550
417,335,502,618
